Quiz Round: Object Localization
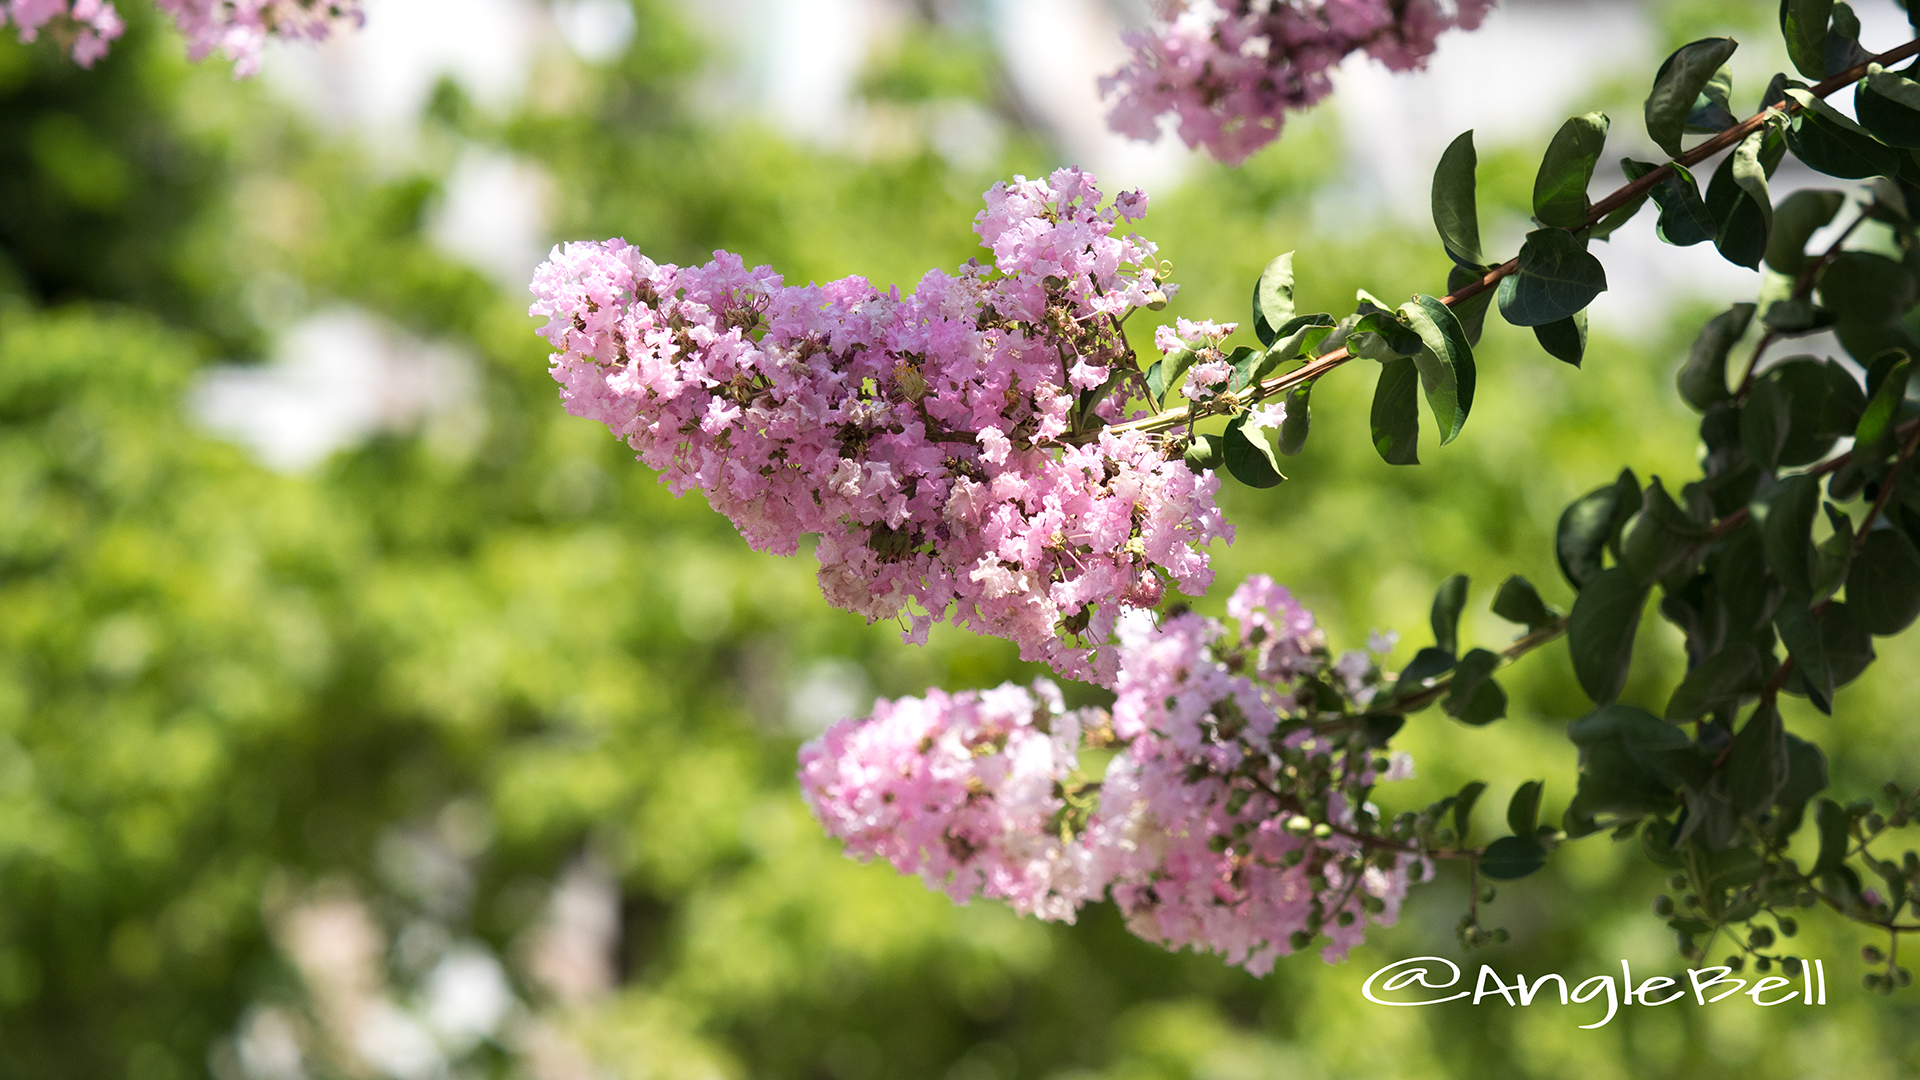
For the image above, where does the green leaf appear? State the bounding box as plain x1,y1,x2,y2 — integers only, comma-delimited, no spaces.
1646,38,1740,157
1567,704,1699,819
1855,354,1912,457
1444,648,1507,725
1251,253,1297,348
1150,347,1197,409
1706,128,1785,269
1780,0,1835,80
1533,112,1610,229
1664,641,1763,720
1446,264,1493,346
1821,253,1920,356
1431,573,1469,655
1557,469,1642,589
1619,477,1710,585
1277,382,1312,456
1741,373,1792,472
1264,313,1336,364
1432,130,1485,268
1492,575,1556,631
1688,62,1739,134
1183,433,1223,473
1496,228,1608,327
1533,311,1587,367
1391,647,1458,702
1622,158,1717,247
1819,599,1875,690
1812,796,1849,874
1347,310,1425,361
1453,780,1487,841
1507,780,1545,837
1678,303,1755,411
1769,734,1829,839
1825,2,1870,76
1765,188,1847,274
1775,601,1833,704
1370,356,1420,465
1222,413,1285,489
1584,189,1649,242
1400,295,1476,444
1479,835,1549,881
1753,472,1821,602
1567,566,1651,703
1856,63,1920,149
1813,502,1855,604
1783,88,1904,179
1849,527,1920,634
1726,702,1790,817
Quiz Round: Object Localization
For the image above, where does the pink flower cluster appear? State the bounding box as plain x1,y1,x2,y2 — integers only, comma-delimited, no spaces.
1104,0,1498,164
531,169,1233,684
3,0,359,73
156,0,363,77
800,575,1426,974
1,0,124,65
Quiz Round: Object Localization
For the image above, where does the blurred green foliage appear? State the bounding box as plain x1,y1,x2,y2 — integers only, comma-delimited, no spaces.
2,3,1919,1079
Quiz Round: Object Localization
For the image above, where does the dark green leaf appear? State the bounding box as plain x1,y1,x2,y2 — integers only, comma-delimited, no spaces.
1497,228,1608,326
1567,703,1699,817
1347,310,1425,361
1856,63,1920,149
1664,641,1763,720
1492,575,1556,631
1820,253,1919,362
1856,353,1913,457
1813,796,1849,873
1647,38,1740,158
1557,469,1642,589
1783,89,1904,179
1444,648,1507,725
1507,780,1545,837
1765,188,1847,274
1400,295,1476,444
1754,472,1821,602
1446,264,1493,346
1277,382,1312,456
1726,702,1790,817
1150,348,1196,409
1688,62,1739,134
1454,780,1487,841
1432,130,1485,268
1370,356,1420,465
1534,112,1610,229
1252,253,1296,348
1702,847,1765,892
1622,158,1718,247
1826,2,1871,76
1819,601,1875,688
1264,313,1336,364
1223,413,1285,489
1769,734,1829,838
1775,601,1832,703
1533,311,1587,367
1479,835,1549,880
1621,477,1711,585
1391,646,1459,702
1822,356,1869,436
1643,818,1686,867
1780,0,1835,80
1431,574,1469,655
1584,189,1649,242
1813,502,1855,603
1679,303,1755,410
1741,373,1792,472
1849,527,1920,634
1706,128,1785,269
1183,433,1223,473
1567,567,1651,703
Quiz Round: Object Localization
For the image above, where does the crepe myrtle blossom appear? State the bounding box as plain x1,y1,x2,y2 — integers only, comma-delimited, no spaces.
532,169,1234,683
1,0,124,65
4,0,360,73
800,575,1429,974
156,0,363,77
1104,0,1498,164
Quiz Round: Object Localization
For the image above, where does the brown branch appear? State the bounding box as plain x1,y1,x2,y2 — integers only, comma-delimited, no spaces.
1103,35,1920,445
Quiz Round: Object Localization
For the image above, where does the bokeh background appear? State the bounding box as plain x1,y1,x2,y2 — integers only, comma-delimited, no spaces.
5,0,1920,1076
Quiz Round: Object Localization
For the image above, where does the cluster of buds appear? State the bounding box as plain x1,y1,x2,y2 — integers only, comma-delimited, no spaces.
531,169,1233,684
1103,0,1498,164
800,575,1427,974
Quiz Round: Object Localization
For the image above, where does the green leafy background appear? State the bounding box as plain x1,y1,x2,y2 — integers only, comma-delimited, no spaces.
2,2,1917,1078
